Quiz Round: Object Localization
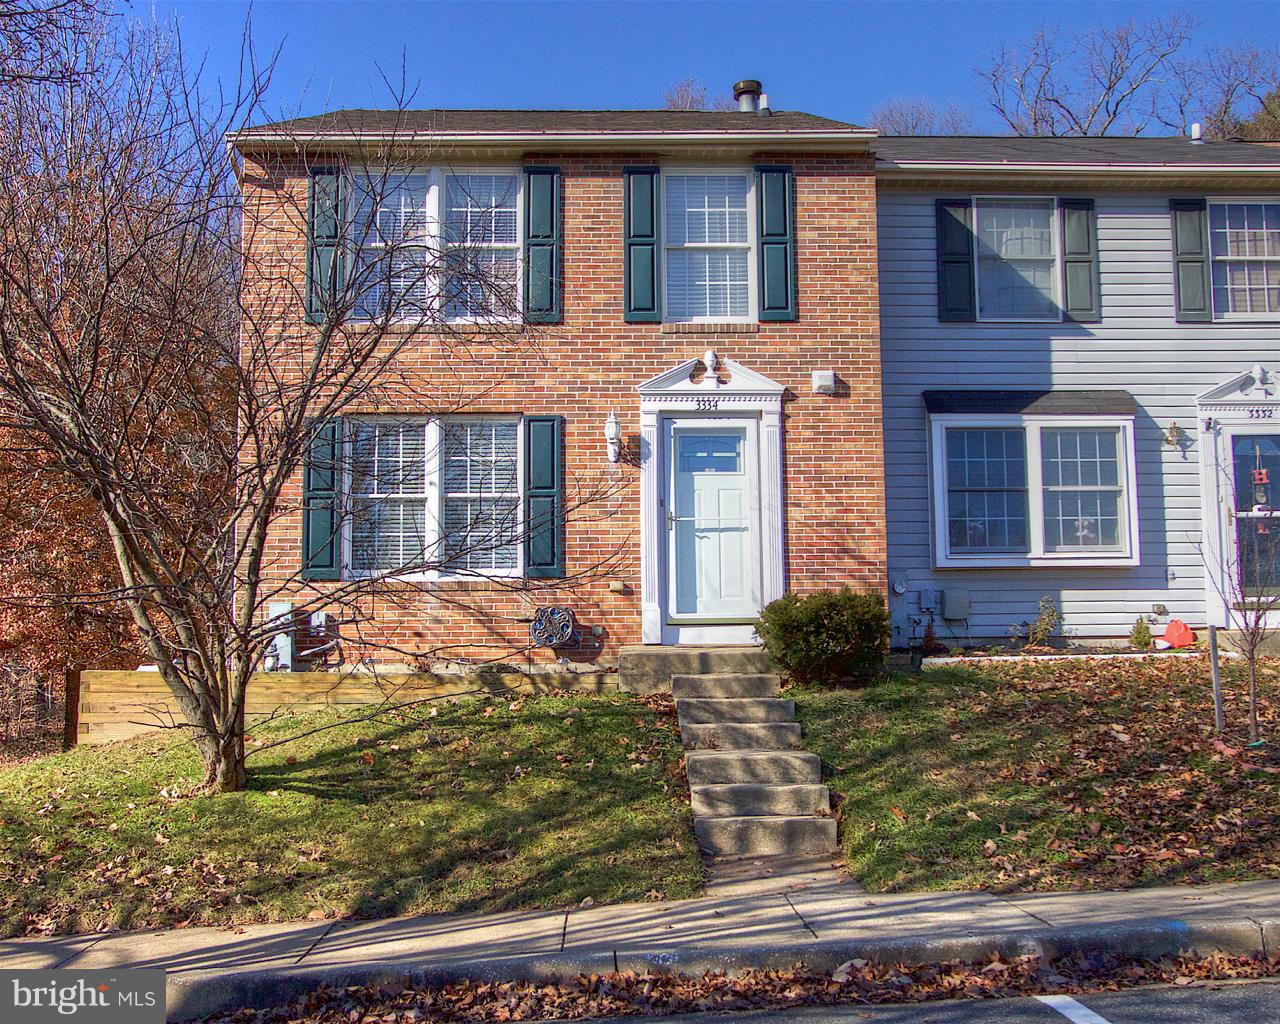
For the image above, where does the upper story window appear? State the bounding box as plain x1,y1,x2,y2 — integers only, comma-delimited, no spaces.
974,198,1058,321
349,169,522,323
930,413,1138,568
1209,201,1280,319
663,172,756,322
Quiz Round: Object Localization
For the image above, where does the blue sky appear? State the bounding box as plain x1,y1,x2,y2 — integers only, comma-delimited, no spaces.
134,0,1277,130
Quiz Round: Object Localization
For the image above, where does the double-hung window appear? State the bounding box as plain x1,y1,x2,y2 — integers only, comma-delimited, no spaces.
664,172,755,322
347,169,522,322
931,416,1138,567
443,173,521,321
1209,200,1280,319
974,197,1059,321
345,416,523,578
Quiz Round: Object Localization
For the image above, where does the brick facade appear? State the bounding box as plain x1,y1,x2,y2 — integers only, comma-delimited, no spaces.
240,148,885,667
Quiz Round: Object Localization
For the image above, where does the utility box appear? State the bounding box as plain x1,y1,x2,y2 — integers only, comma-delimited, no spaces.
918,588,939,612
943,588,971,621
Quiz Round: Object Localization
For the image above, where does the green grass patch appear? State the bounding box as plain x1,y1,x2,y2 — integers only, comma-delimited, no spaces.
793,657,1278,893
0,693,702,937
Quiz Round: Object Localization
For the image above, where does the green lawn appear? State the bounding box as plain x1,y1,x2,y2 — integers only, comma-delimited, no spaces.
0,692,702,937
794,656,1279,893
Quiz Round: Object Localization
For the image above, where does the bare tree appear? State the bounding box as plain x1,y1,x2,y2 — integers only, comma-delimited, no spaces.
0,14,623,791
982,13,1197,136
867,97,975,135
0,0,105,85
663,77,735,111
1165,44,1280,139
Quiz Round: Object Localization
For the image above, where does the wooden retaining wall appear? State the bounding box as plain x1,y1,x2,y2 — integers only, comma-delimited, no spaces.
76,669,617,745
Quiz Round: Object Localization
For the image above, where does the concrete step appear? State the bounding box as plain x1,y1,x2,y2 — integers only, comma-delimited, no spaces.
671,674,781,699
686,750,822,785
676,697,794,725
681,721,802,751
691,783,830,817
619,646,773,694
694,815,837,856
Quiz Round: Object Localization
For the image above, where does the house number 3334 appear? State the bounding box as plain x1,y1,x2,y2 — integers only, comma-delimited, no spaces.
694,398,720,411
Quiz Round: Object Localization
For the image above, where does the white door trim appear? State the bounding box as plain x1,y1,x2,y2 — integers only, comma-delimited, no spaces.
637,352,786,645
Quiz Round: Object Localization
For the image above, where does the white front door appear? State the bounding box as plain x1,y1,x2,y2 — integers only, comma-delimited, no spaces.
665,420,761,623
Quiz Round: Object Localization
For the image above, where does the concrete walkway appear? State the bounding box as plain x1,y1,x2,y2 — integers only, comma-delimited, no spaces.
3,879,1278,1021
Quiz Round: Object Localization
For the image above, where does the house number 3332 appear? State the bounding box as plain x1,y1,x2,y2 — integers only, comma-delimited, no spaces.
694,398,720,411
1248,408,1274,419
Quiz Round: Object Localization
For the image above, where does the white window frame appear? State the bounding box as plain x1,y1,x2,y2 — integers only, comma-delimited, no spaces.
972,195,1063,324
341,414,525,581
1206,195,1280,323
929,414,1140,568
347,166,524,325
661,166,758,324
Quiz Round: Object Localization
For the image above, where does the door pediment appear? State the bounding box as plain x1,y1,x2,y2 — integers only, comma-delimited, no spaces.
1198,364,1277,410
638,351,784,411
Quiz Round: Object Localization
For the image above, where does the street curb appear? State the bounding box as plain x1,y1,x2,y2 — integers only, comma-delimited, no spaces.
164,917,1270,1021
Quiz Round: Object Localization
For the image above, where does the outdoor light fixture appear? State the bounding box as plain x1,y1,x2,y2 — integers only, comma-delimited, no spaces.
604,411,622,463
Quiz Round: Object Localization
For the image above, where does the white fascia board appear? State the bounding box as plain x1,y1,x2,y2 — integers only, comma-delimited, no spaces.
877,161,1280,177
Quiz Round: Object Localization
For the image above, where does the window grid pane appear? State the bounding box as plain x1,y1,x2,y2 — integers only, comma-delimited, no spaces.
945,428,1029,552
440,420,520,573
444,174,519,320
349,420,430,572
974,199,1058,320
664,174,751,320
1210,203,1280,316
1040,428,1124,551
353,174,433,319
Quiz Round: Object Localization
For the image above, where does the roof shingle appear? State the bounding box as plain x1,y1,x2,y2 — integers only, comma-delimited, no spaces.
874,135,1280,167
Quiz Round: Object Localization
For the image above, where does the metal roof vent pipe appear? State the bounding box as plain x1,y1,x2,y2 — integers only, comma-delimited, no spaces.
758,93,772,116
734,79,762,113
1190,122,1205,144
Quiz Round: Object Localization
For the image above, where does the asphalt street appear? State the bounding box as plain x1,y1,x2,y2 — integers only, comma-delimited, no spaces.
613,980,1280,1024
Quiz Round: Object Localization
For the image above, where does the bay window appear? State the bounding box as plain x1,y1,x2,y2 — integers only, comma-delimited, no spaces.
663,172,755,321
931,415,1138,567
345,416,523,578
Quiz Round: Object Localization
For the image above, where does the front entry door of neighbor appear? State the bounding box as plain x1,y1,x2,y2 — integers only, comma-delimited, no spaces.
665,420,761,623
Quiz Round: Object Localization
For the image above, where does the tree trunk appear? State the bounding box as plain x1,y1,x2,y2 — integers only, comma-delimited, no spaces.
1248,658,1260,743
197,715,246,792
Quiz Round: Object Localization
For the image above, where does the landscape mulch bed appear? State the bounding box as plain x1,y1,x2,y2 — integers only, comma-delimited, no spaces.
205,952,1280,1023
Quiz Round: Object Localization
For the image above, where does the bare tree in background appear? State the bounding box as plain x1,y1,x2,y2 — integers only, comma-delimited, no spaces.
867,97,975,135
0,11,623,791
0,0,105,84
663,77,735,111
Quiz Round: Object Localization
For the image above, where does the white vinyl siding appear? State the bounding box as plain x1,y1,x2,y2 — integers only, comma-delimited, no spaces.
348,168,522,323
880,187,1280,642
1209,201,1280,318
974,198,1059,321
663,173,754,322
344,417,522,579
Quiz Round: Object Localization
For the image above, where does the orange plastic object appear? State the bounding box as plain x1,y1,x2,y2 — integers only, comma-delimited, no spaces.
1163,619,1195,648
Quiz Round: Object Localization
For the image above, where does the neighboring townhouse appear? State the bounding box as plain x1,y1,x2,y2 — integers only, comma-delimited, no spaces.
229,86,886,664
876,136,1280,645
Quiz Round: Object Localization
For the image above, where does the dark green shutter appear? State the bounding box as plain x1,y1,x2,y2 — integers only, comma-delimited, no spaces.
1059,198,1100,323
623,167,661,322
524,416,564,578
756,165,797,321
936,199,976,322
1170,198,1211,323
301,418,342,580
524,167,562,323
306,169,345,323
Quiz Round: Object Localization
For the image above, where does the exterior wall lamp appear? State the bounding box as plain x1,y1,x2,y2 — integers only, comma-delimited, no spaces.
604,411,622,463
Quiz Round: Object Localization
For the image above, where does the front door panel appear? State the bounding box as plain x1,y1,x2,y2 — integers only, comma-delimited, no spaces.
667,423,760,621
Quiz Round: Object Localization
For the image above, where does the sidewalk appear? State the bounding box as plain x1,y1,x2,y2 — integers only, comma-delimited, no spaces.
2,877,1278,1021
